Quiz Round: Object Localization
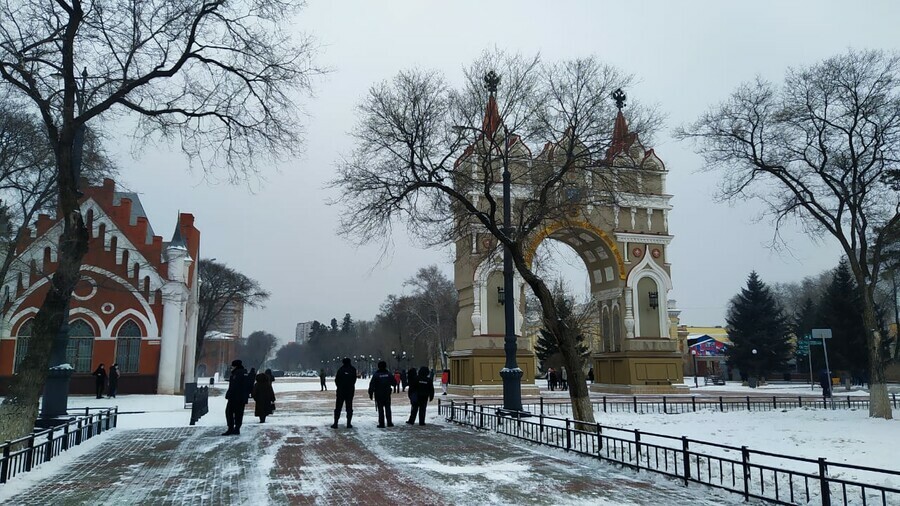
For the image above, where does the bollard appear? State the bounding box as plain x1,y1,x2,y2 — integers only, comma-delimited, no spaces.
0,440,10,484
45,428,54,463
819,458,831,506
681,437,691,486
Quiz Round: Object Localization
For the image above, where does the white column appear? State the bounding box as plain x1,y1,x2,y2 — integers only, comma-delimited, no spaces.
157,282,185,394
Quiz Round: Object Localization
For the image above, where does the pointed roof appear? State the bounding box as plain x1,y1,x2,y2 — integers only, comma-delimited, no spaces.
168,214,187,250
606,108,639,159
482,95,502,137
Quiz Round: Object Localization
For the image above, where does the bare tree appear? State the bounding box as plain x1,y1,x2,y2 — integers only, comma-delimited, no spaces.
0,0,319,439
197,259,270,361
238,331,277,371
677,49,900,419
404,265,456,369
331,52,661,425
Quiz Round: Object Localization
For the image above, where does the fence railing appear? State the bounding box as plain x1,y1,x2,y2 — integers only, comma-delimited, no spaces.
440,401,900,506
0,408,118,485
190,386,209,425
440,393,895,418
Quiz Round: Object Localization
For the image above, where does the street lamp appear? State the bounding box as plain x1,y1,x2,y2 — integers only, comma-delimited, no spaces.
690,349,698,388
751,349,758,388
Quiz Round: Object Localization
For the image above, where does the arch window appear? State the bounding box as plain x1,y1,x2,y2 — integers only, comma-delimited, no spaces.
116,320,142,373
66,319,95,373
14,319,33,373
601,307,612,352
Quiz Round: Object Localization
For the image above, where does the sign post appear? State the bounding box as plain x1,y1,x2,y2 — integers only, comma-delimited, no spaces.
812,329,834,408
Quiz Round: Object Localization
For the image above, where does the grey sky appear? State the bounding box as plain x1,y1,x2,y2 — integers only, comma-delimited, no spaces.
109,0,900,344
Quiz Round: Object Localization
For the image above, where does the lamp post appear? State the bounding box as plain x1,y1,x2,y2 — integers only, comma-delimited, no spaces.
751,348,758,388
690,349,698,388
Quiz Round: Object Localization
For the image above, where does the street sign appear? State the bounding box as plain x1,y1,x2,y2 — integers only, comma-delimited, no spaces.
811,329,833,340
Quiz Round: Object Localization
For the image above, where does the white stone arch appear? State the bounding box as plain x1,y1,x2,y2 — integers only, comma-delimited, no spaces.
4,307,39,339
69,307,107,337
626,245,672,339
471,249,524,336
107,308,157,340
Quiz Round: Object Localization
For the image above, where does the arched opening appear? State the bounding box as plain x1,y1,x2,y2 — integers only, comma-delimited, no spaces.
637,276,662,337
14,319,33,373
66,319,95,373
485,270,505,335
116,319,142,373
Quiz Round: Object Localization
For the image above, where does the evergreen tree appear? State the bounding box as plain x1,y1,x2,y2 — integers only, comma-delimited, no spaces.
792,297,819,378
818,260,868,374
725,271,792,379
535,282,589,372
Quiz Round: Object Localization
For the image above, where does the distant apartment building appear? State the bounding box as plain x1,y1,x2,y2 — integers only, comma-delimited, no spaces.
295,321,313,344
196,301,245,377
210,301,244,336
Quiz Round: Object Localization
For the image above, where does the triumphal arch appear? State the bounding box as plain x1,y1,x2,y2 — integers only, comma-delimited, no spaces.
448,90,685,396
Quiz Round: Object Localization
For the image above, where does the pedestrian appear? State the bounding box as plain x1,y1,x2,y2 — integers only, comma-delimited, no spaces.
548,368,557,391
246,367,257,394
405,368,419,424
400,369,408,392
369,361,396,428
265,368,275,383
107,363,120,398
587,367,594,384
92,363,107,399
319,368,327,391
222,359,249,436
393,370,401,393
413,366,435,425
332,357,357,428
440,369,450,395
252,372,276,423
560,366,568,391
818,369,832,402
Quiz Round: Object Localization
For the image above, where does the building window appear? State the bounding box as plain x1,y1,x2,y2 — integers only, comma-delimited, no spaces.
66,319,95,373
14,319,33,373
116,320,142,373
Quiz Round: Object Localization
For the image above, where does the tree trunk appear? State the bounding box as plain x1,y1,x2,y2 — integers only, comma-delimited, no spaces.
861,284,893,419
0,135,89,441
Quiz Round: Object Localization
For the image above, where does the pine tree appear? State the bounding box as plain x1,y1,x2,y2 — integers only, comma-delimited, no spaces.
535,282,589,372
726,271,792,379
818,260,869,375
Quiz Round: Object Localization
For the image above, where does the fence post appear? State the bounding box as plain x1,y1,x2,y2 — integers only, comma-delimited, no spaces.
603,396,607,413
893,393,897,408
540,397,544,416
479,405,484,430
746,396,751,411
565,418,571,451
633,396,638,413
681,436,690,486
45,427,54,463
75,419,83,446
663,397,667,414
539,413,545,434
25,433,35,472
692,396,696,412
113,407,118,428
741,446,750,501
634,429,642,469
819,458,831,506
84,406,89,417
719,396,724,412
464,402,469,424
449,400,454,422
437,398,441,415
1,440,10,484
62,423,70,451
772,396,777,409
846,396,850,409
798,396,802,408
596,423,602,452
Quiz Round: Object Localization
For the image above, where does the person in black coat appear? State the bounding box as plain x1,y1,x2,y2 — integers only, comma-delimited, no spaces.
251,372,276,423
107,364,120,398
332,357,357,428
92,364,107,399
222,360,249,436
264,368,275,383
818,369,832,401
319,368,327,391
413,366,435,425
405,368,419,424
369,361,397,428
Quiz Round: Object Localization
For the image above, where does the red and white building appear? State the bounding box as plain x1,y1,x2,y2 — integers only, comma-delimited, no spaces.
0,179,201,395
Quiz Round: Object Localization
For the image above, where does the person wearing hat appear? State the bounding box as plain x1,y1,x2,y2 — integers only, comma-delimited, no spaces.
368,360,396,428
332,357,357,428
222,359,249,435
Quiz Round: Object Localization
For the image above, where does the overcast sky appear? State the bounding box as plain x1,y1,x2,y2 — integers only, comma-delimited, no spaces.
109,0,900,345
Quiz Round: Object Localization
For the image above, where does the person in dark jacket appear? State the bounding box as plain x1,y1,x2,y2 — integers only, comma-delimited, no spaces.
414,366,435,425
222,359,249,435
369,361,397,428
332,358,357,428
107,363,120,398
252,372,276,423
246,367,257,394
265,368,275,383
319,368,327,391
400,369,408,392
819,369,833,401
587,367,594,384
405,368,419,424
92,364,107,399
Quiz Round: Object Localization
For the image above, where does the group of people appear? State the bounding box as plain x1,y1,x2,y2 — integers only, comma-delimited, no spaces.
222,360,277,436
91,363,120,399
331,358,435,429
545,366,569,391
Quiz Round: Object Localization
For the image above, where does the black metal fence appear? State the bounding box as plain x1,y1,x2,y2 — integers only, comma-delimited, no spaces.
441,393,896,417
441,401,899,506
189,386,209,425
0,408,118,485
